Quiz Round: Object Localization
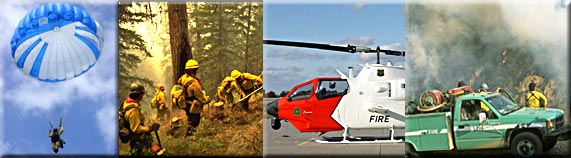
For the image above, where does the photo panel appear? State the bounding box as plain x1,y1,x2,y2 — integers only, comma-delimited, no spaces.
117,1,263,156
405,0,570,157
0,1,118,156
263,1,406,157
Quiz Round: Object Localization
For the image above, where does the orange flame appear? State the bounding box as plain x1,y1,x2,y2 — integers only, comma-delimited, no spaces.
502,49,507,64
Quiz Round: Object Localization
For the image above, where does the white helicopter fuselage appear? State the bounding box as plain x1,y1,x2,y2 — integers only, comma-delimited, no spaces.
332,63,405,129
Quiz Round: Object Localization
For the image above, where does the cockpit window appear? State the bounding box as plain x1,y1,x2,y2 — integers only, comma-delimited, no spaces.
374,82,391,97
316,80,348,100
288,83,313,101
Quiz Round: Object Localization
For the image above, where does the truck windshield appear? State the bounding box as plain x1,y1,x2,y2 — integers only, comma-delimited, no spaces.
486,95,522,115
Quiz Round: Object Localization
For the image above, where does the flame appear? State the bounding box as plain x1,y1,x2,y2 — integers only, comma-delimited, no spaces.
502,49,507,64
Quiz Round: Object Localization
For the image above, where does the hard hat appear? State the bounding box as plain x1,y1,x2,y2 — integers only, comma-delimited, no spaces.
231,70,242,78
130,82,145,94
157,84,164,89
185,59,199,69
171,117,179,123
529,82,536,90
481,83,489,90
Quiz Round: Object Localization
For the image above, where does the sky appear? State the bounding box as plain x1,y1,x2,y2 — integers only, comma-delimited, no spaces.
0,0,117,155
263,2,406,92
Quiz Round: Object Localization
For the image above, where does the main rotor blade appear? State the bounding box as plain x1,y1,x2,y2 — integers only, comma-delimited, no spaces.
264,40,350,52
264,40,405,56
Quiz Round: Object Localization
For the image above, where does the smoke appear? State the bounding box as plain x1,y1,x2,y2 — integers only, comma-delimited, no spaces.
406,0,568,115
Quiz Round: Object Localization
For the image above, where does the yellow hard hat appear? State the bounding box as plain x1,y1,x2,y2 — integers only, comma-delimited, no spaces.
157,84,164,89
185,59,199,69
171,117,180,123
231,70,242,78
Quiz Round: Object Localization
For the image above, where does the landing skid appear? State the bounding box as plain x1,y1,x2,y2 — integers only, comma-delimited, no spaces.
315,125,404,144
315,136,404,144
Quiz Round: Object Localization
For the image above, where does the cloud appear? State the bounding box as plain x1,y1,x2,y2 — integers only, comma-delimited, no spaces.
351,1,367,11
0,142,10,155
333,36,376,46
316,66,340,76
95,103,117,153
264,70,308,92
0,33,3,157
265,66,304,72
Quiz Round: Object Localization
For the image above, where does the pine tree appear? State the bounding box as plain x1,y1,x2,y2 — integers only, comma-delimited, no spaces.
118,3,155,101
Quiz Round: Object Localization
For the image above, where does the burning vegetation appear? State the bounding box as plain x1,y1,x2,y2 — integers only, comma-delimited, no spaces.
405,1,568,119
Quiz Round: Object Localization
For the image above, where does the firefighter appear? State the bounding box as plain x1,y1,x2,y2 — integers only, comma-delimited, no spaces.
123,82,160,155
48,118,65,153
526,82,547,108
214,76,236,109
478,83,498,118
177,59,210,136
154,84,168,122
229,70,263,110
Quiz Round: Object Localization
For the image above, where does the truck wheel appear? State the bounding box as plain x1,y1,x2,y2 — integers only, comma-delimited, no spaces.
511,132,543,157
543,139,556,152
405,143,421,158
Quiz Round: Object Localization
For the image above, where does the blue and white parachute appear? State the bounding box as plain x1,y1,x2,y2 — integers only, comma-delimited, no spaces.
10,3,103,82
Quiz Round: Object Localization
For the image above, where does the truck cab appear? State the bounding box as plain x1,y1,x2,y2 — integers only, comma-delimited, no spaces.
406,92,570,157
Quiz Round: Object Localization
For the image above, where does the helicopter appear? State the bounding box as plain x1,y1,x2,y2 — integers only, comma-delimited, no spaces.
265,40,406,143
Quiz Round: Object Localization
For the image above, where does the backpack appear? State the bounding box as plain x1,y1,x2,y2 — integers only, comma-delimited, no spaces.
171,85,186,109
118,102,140,143
151,93,159,109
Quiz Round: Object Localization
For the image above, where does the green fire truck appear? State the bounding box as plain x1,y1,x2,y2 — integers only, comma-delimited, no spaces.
405,87,570,157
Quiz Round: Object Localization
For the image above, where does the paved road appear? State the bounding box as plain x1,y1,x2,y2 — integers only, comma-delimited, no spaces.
263,98,405,157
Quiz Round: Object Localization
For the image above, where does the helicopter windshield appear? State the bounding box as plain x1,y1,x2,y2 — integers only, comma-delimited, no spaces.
289,83,313,101
316,80,348,100
485,95,522,115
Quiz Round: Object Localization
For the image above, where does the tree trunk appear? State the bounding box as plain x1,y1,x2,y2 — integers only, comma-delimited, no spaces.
168,3,192,84
245,3,252,72
218,3,225,82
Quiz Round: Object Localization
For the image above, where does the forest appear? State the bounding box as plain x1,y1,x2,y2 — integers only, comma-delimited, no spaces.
118,2,263,156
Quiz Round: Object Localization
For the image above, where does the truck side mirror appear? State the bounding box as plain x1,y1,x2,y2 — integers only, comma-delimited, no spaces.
478,112,487,124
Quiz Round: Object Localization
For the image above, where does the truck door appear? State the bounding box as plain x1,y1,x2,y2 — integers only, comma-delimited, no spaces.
454,99,504,150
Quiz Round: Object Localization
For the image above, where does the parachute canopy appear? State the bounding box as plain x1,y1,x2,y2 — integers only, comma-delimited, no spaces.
10,3,103,82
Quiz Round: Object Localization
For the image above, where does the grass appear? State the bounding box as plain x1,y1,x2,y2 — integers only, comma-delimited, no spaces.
119,93,263,156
